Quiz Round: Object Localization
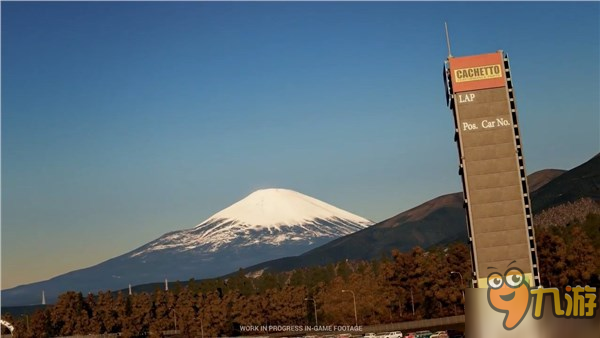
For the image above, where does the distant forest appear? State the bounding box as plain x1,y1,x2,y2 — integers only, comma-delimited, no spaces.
3,198,599,338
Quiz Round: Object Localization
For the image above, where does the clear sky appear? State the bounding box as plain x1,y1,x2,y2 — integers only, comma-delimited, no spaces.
2,2,598,289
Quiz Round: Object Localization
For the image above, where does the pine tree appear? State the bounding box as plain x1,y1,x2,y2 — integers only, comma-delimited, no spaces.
50,291,88,336
537,226,569,287
95,291,119,334
199,291,228,337
85,292,102,334
121,292,151,337
174,286,198,336
565,225,597,285
150,289,172,335
29,308,53,338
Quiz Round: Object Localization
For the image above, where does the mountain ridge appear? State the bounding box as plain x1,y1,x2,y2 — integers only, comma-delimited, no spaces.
1,189,371,306
237,162,590,275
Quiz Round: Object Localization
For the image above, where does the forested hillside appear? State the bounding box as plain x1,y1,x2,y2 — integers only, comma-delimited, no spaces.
3,199,598,338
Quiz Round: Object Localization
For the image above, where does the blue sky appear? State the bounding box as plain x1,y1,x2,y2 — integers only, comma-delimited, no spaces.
2,2,598,289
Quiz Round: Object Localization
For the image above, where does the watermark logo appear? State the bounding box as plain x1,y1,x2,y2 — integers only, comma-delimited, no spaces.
486,262,598,330
486,265,531,330
530,285,597,319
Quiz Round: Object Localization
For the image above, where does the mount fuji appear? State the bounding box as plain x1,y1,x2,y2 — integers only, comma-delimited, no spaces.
131,188,371,257
2,188,372,306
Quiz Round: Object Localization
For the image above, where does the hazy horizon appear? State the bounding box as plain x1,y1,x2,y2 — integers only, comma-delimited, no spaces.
2,2,598,289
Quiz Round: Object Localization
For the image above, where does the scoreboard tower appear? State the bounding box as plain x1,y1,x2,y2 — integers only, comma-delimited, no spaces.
443,51,541,288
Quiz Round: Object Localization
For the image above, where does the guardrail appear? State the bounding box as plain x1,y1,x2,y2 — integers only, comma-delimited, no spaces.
362,315,465,333
266,315,465,337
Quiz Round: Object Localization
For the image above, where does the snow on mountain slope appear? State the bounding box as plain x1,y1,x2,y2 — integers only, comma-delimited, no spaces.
130,188,373,257
208,188,371,227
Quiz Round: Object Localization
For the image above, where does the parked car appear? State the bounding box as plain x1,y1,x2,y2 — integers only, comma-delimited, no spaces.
364,332,402,338
430,331,448,338
413,331,433,338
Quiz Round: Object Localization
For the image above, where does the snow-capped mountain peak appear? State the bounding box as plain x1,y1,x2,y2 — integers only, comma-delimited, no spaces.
200,188,371,228
130,188,372,257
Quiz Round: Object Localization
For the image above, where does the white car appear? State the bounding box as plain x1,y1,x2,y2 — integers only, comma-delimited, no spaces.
385,332,403,338
374,332,403,338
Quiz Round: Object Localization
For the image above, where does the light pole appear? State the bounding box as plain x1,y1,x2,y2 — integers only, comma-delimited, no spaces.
451,271,466,303
342,289,358,326
304,298,318,326
173,310,177,331
200,315,204,338
21,315,29,333
410,288,415,317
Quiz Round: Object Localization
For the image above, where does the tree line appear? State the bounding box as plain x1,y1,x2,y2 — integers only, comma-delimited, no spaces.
3,199,598,338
